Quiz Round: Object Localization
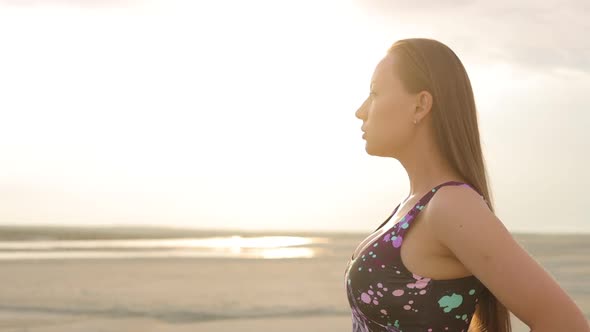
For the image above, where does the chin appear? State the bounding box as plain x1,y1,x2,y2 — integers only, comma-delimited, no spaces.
364,144,391,158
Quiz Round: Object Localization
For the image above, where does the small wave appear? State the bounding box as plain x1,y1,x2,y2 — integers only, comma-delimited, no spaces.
0,305,350,323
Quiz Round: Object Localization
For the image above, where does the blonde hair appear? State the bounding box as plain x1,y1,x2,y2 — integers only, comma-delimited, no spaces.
387,38,511,332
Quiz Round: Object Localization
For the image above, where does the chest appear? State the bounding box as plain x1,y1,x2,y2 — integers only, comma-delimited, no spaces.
351,208,458,277
352,209,445,260
349,206,469,281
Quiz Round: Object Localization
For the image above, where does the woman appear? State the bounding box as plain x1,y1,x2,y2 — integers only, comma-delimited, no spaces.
346,38,589,332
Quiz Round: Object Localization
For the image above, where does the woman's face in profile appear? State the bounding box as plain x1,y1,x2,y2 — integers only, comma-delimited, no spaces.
355,54,417,157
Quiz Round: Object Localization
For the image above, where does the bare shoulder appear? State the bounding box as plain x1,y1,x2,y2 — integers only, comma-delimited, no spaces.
422,184,590,330
423,184,504,261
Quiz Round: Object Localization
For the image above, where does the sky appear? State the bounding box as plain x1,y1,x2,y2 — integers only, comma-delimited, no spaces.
0,0,588,234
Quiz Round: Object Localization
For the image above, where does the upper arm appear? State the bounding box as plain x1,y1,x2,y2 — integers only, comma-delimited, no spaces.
424,185,589,330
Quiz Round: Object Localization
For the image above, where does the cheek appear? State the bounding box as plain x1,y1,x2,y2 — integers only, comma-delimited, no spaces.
372,99,408,131
372,102,412,145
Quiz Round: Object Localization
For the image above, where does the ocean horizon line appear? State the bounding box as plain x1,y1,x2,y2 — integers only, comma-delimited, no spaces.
0,224,589,237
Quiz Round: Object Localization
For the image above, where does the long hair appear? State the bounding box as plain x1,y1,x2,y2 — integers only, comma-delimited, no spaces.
387,38,512,332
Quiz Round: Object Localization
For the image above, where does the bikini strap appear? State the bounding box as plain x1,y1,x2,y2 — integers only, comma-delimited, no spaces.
373,202,402,232
375,180,483,233
398,180,483,233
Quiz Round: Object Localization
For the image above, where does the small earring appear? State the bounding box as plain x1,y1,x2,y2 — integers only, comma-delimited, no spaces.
413,119,418,125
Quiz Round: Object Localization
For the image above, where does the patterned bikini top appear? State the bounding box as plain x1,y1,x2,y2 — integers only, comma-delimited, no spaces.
344,181,488,332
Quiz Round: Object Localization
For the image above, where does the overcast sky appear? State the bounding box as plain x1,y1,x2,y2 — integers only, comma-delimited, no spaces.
0,0,588,233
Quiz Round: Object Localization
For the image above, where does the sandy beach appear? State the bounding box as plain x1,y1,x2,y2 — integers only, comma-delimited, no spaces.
0,229,587,331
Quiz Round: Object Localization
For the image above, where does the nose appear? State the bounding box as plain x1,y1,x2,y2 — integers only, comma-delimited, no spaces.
355,98,368,120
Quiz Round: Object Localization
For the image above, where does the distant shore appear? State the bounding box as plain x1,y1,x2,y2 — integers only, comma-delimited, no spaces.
0,225,368,241
0,224,587,241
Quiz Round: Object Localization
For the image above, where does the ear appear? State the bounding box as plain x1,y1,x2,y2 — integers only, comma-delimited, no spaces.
414,90,433,121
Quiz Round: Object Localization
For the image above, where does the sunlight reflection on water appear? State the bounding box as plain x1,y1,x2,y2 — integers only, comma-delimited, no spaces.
0,236,332,260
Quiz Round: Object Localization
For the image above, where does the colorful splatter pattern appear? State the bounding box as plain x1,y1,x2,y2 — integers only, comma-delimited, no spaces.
344,181,488,331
